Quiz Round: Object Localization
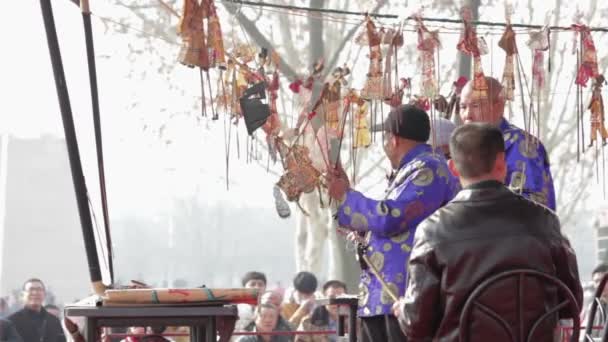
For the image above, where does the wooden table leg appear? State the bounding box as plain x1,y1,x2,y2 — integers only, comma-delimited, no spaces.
348,305,357,342
338,314,346,336
191,325,202,342
86,318,97,342
205,317,216,342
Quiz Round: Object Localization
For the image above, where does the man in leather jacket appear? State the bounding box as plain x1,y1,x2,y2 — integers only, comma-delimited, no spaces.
394,123,583,341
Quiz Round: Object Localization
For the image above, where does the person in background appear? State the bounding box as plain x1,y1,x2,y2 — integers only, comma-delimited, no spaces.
237,272,269,331
141,326,173,342
260,290,291,331
241,290,291,335
0,318,23,342
260,290,283,309
281,272,319,329
460,76,556,210
120,327,146,342
428,117,456,159
8,278,66,342
296,280,347,342
0,298,9,318
580,264,608,338
591,264,608,291
44,304,61,319
237,304,293,342
243,272,268,292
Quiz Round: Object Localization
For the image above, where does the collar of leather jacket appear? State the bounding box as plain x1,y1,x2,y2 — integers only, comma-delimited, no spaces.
453,180,513,203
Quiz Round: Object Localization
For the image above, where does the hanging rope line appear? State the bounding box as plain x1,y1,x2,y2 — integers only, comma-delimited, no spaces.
88,12,608,97
221,0,608,32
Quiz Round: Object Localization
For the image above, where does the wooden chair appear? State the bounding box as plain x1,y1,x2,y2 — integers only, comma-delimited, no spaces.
459,269,581,342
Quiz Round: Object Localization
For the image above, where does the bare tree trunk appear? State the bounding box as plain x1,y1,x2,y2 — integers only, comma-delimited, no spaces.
308,0,325,65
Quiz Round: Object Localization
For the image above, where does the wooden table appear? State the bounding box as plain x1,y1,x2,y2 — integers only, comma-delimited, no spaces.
65,304,238,342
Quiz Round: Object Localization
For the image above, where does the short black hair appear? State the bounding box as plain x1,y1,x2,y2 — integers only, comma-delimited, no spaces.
22,278,45,291
593,264,608,276
449,123,505,178
149,326,167,334
293,271,318,294
323,280,347,293
241,271,267,287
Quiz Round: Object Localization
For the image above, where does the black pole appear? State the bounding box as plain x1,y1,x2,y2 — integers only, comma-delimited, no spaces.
38,0,105,294
80,0,114,284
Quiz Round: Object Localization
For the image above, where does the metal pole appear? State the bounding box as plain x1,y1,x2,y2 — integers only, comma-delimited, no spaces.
38,0,105,295
80,0,114,283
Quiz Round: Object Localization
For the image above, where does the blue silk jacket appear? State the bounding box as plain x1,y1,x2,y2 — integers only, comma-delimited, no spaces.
499,119,556,210
336,144,460,317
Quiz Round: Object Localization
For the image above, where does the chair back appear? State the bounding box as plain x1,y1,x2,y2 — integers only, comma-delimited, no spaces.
586,273,608,342
459,269,580,342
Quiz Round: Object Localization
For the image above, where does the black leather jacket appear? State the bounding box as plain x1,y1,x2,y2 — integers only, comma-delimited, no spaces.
398,180,583,342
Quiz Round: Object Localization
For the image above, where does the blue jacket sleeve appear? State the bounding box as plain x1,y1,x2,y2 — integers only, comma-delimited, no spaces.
336,167,447,237
507,140,556,210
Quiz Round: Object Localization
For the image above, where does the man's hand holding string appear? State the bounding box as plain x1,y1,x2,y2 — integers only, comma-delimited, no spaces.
326,163,350,202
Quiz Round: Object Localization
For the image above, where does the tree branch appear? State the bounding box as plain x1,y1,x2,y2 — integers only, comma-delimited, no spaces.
222,2,299,80
278,12,301,69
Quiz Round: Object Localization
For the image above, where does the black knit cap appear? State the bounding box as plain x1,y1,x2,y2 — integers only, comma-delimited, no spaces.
372,104,430,142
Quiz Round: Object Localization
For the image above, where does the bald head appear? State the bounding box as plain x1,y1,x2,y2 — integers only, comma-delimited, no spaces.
460,76,506,125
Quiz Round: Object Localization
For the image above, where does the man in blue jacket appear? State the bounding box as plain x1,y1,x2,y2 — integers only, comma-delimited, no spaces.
326,104,460,341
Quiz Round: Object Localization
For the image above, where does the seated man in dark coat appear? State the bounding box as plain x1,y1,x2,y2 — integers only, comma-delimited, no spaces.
394,123,583,342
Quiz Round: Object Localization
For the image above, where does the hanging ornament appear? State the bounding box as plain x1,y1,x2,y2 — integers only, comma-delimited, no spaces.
572,25,599,87
325,66,351,136
416,16,441,98
498,5,517,101
206,1,226,69
357,15,385,100
177,0,209,69
457,7,489,102
386,78,409,109
261,52,282,137
445,76,469,125
527,26,550,91
588,75,608,147
382,26,404,101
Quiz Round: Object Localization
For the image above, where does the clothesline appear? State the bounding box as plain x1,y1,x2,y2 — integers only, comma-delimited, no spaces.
92,12,608,99
220,0,608,32
243,5,556,36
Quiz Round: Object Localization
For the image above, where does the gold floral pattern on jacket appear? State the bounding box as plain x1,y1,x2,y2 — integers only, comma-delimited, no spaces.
351,213,369,230
412,167,434,186
380,282,399,304
518,137,539,159
369,251,385,271
390,230,410,243
358,283,369,307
